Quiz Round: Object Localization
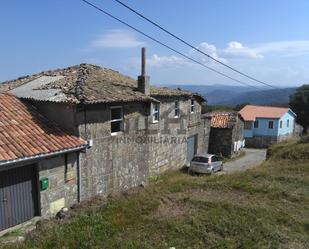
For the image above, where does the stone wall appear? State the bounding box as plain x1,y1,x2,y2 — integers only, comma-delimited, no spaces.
76,102,149,200
245,136,278,148
208,116,244,157
246,133,294,148
208,128,233,157
28,100,77,133
147,98,208,175
76,98,209,200
38,153,79,217
231,116,245,152
31,97,209,202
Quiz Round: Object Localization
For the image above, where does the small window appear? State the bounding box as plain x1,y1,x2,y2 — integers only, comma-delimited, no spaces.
110,107,123,135
244,121,252,130
190,99,195,113
268,121,274,129
152,103,160,123
174,101,180,118
280,120,283,128
211,156,218,162
287,119,289,127
254,120,259,128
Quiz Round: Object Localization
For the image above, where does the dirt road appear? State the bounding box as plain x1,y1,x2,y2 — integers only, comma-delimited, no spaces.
223,148,267,173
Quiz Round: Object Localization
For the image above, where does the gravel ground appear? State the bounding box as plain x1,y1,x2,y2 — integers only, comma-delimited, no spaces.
223,148,267,173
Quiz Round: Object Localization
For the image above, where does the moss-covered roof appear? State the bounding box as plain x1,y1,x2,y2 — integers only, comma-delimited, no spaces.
0,64,205,104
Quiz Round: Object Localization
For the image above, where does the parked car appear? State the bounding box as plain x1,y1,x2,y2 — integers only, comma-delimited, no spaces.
189,154,223,174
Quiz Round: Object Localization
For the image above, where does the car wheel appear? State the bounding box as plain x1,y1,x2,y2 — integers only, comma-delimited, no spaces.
210,169,214,175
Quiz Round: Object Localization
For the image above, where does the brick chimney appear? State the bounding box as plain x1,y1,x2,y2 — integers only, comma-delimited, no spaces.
137,47,150,95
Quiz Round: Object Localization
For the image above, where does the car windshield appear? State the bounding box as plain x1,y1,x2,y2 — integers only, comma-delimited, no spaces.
192,156,209,163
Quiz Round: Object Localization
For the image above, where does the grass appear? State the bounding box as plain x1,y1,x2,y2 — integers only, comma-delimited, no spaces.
2,139,309,249
222,150,246,163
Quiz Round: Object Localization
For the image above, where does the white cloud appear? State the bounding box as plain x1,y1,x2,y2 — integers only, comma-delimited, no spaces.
221,40,309,59
190,42,227,63
221,41,264,59
147,54,190,68
90,29,145,48
254,40,309,56
125,39,309,84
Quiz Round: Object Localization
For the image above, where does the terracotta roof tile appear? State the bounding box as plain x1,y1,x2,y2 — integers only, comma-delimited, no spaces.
203,111,238,128
239,105,292,121
0,93,86,164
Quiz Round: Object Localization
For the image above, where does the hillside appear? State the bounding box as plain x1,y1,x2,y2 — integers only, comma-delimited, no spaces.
162,84,297,106
3,139,309,249
219,87,297,106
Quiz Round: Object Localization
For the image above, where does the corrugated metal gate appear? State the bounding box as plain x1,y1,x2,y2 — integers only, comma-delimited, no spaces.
187,135,197,163
0,165,38,231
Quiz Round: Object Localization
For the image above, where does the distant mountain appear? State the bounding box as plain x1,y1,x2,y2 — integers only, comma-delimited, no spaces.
159,84,297,106
217,88,297,106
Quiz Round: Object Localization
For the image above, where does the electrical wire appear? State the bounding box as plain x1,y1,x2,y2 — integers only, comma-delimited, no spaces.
112,0,278,89
80,0,262,91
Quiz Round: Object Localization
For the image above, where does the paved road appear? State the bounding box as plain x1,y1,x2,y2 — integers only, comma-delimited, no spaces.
223,148,267,173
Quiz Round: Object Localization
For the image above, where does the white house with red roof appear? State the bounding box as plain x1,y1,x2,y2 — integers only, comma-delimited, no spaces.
239,105,296,147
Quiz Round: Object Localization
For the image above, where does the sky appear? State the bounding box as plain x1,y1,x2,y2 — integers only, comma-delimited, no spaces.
1,0,309,89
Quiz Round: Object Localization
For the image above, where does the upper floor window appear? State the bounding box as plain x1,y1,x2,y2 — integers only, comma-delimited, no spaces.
268,121,274,129
280,120,283,128
244,121,252,130
190,99,195,113
287,119,290,127
152,103,160,123
110,106,123,135
174,101,180,118
254,120,259,128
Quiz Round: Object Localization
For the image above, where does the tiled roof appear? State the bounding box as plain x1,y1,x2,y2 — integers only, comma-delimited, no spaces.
203,111,238,128
0,93,86,164
239,105,292,121
0,64,205,104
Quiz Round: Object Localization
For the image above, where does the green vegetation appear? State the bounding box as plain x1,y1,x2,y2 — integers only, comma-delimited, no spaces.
2,140,309,249
290,84,309,132
202,104,234,114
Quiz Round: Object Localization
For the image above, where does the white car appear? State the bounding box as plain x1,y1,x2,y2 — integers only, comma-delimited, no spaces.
189,154,223,174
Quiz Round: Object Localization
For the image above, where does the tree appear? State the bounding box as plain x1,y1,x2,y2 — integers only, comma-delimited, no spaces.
234,103,250,111
289,85,309,132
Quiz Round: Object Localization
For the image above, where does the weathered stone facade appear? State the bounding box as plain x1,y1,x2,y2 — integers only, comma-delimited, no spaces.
147,98,208,175
30,97,209,201
38,153,79,217
75,98,209,200
76,102,150,199
207,114,244,157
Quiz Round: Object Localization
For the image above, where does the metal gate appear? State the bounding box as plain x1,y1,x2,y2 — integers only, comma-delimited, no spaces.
0,165,38,231
187,135,197,163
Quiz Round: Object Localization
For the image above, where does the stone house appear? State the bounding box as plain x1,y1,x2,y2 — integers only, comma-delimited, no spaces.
239,105,296,148
203,111,244,157
0,51,209,203
0,93,86,231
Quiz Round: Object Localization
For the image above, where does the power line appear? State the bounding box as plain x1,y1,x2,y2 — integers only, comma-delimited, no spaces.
112,0,278,90
80,0,261,91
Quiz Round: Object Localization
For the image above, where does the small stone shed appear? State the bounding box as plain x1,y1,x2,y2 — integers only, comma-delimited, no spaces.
0,93,86,231
203,111,244,157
